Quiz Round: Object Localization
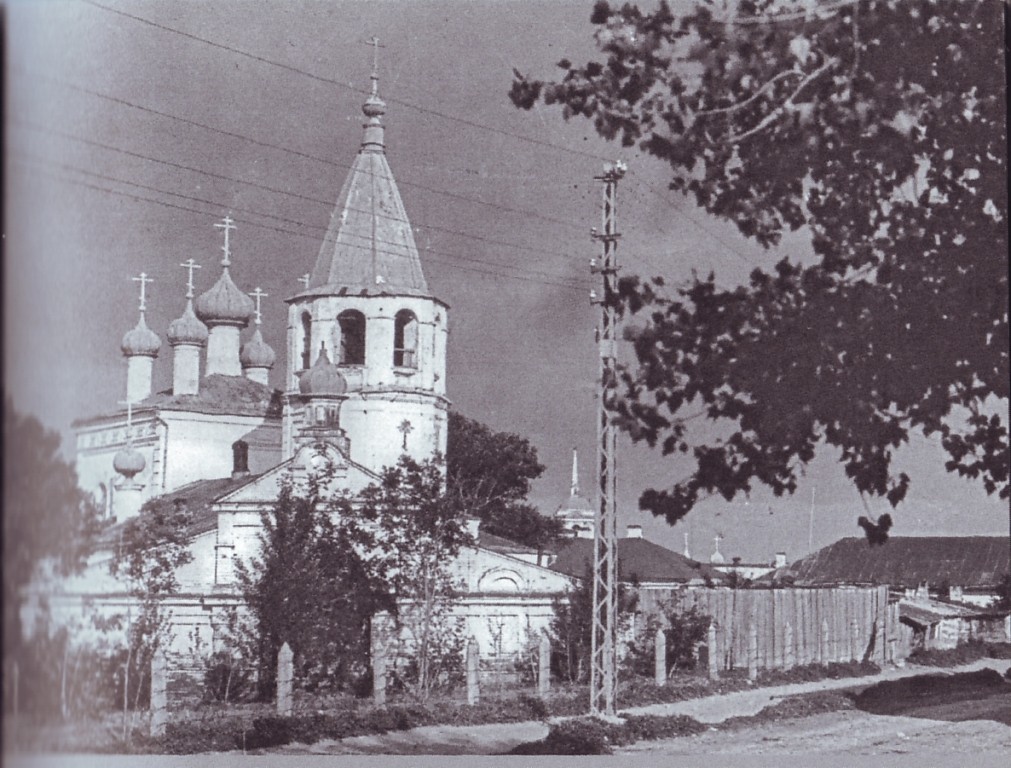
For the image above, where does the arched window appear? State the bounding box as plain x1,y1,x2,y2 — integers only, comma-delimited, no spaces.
393,310,418,368
232,439,249,475
300,313,312,370
338,310,366,365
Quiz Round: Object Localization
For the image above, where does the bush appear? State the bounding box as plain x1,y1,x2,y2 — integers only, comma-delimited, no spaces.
984,642,1011,660
510,717,631,755
623,713,707,740
908,642,987,667
203,652,251,703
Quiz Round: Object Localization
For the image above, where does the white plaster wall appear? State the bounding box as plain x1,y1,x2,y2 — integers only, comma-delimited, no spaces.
159,412,281,489
339,395,447,471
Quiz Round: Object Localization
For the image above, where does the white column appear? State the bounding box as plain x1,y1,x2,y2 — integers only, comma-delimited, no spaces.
112,477,145,520
205,325,242,376
172,344,201,395
244,366,270,386
126,356,154,403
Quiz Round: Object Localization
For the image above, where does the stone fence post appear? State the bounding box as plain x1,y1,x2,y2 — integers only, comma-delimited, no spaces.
784,623,795,670
150,651,168,737
537,632,551,697
747,624,758,681
654,627,667,686
277,642,293,716
707,623,719,680
466,637,480,706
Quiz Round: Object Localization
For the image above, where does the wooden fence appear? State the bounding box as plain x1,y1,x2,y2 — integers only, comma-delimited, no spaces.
636,586,903,672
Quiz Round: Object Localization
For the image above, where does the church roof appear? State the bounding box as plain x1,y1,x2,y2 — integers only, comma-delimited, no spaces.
774,536,1010,589
297,71,431,300
550,537,726,585
73,375,283,426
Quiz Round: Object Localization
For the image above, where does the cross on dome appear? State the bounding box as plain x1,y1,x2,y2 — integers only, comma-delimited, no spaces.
132,272,153,313
249,287,268,325
299,273,310,289
117,398,135,443
180,259,201,299
398,419,413,450
213,215,237,267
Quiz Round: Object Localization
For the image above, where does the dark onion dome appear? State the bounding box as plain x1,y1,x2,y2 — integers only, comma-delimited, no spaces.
298,344,347,396
167,300,209,346
240,328,276,369
121,315,161,357
113,446,146,478
194,269,254,327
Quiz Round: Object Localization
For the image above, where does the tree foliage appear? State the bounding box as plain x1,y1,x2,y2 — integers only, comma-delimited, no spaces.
236,471,392,697
511,0,1008,525
446,411,564,548
240,455,472,701
3,399,100,659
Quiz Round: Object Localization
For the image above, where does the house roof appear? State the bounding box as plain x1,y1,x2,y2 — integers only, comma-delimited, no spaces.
779,536,1010,589
479,531,538,556
550,537,725,584
96,474,261,547
74,375,283,426
899,599,997,627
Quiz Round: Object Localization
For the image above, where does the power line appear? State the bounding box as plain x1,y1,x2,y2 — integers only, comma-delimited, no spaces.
13,157,594,293
15,118,587,249
82,0,608,162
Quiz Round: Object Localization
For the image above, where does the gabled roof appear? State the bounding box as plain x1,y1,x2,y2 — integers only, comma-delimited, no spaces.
479,530,538,556
780,536,1010,589
550,537,725,584
95,473,262,547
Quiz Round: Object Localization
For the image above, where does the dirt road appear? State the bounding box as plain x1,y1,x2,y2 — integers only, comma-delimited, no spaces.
619,708,1011,757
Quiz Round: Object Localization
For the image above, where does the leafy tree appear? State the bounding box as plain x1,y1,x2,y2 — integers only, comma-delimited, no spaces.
239,454,472,702
626,603,710,678
107,496,195,712
446,411,564,548
359,456,473,701
237,470,392,698
2,399,100,672
511,1,1008,526
549,563,638,683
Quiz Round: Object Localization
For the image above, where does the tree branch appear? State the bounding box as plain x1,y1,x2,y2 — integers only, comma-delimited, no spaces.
696,69,799,118
727,57,839,144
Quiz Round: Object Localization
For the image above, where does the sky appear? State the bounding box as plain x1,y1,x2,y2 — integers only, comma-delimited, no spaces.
5,0,1007,564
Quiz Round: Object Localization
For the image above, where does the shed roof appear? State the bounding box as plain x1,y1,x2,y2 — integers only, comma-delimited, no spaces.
781,536,1010,589
550,537,725,584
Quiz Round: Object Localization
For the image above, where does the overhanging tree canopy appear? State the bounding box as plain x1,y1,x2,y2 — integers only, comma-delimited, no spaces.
511,0,1008,524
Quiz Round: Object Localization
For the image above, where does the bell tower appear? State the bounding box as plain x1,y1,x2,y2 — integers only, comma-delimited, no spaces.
282,45,449,470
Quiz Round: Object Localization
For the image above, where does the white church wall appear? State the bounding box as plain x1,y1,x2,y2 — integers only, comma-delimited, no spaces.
159,412,281,489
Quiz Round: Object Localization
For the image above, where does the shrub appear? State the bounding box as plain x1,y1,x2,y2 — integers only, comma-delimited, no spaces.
623,713,707,740
509,717,631,755
984,642,1011,660
203,652,252,703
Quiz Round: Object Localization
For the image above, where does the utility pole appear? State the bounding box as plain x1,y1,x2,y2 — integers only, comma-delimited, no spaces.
590,160,625,717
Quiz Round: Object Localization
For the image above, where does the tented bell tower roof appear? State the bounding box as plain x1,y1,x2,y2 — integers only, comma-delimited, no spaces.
297,61,431,300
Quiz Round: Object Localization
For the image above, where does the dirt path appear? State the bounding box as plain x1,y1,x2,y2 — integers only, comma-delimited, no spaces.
621,657,1011,723
271,658,1010,755
618,709,1011,756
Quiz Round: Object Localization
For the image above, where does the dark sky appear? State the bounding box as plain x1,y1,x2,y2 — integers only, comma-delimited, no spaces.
5,0,1007,563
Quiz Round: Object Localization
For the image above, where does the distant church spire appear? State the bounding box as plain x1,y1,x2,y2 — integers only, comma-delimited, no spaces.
570,447,580,497
361,36,387,152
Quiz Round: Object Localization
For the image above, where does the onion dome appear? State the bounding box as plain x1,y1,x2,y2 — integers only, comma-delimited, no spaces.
167,300,209,346
121,314,161,357
298,344,347,396
194,269,254,327
113,446,146,478
240,328,276,369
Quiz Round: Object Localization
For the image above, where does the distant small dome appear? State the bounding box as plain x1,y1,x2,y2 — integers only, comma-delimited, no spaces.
194,269,254,327
709,550,725,565
240,328,276,369
363,92,386,118
121,315,161,357
298,345,347,396
167,301,209,346
113,446,146,478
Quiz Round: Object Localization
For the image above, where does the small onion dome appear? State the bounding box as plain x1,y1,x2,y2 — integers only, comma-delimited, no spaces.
194,269,254,327
240,328,276,369
709,550,725,565
113,446,146,478
121,315,161,357
363,90,386,118
298,345,347,396
167,300,209,346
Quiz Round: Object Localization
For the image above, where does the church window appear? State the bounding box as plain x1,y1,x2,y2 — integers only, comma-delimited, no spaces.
232,440,249,475
300,313,312,370
338,310,366,365
393,310,418,368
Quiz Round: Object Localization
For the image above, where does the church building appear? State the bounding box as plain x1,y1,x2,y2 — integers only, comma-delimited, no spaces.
39,61,573,664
